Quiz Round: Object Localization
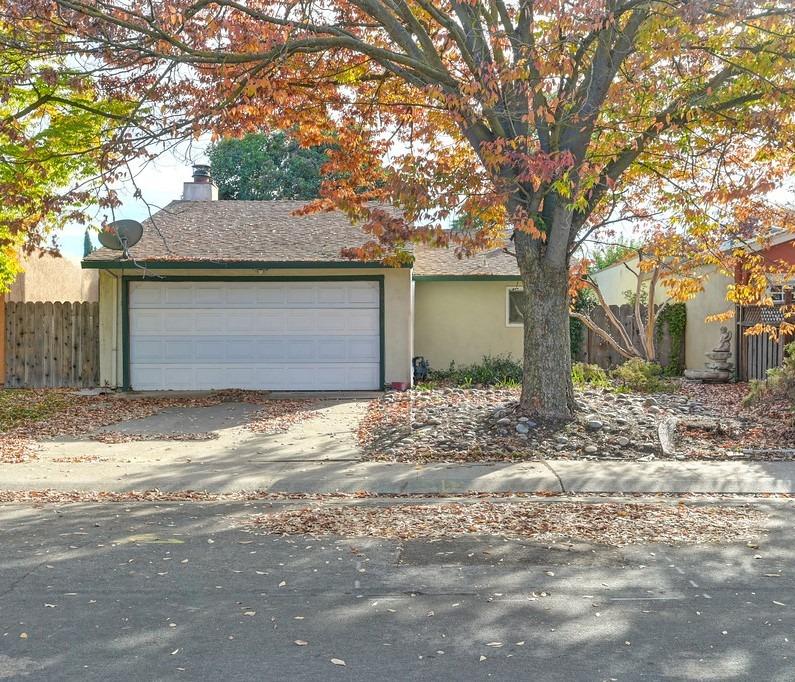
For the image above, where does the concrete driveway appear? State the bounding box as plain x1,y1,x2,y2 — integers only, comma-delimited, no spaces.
4,398,374,493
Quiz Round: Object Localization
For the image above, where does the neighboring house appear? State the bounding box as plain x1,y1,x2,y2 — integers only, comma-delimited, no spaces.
7,249,98,303
82,168,523,391
589,230,795,375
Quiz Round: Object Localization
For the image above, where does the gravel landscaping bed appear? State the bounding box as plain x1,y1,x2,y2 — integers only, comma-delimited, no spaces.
250,500,765,546
358,384,793,462
359,386,703,462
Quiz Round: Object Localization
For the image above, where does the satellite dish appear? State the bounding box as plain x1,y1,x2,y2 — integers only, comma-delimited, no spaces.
99,219,143,257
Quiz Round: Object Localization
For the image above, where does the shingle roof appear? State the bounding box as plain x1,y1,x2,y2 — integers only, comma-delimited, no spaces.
83,199,521,277
411,244,520,277
83,200,391,265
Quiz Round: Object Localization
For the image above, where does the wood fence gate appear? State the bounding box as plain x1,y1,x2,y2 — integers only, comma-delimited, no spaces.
737,305,791,381
4,301,99,388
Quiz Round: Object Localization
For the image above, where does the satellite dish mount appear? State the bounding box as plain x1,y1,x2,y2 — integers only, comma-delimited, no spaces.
98,219,143,259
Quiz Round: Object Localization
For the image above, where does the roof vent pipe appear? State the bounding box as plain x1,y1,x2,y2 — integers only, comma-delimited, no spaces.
192,164,212,184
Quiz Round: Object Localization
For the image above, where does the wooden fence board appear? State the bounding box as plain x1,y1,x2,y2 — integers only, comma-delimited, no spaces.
3,301,99,388
574,303,684,371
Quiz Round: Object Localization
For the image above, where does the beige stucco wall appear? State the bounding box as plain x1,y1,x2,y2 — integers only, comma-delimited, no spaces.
95,267,412,389
590,260,735,370
9,251,98,302
413,279,524,370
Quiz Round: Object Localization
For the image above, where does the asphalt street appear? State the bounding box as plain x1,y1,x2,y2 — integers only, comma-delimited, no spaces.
1,499,793,681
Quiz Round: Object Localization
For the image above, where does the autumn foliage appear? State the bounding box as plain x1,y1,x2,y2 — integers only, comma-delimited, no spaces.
2,0,795,418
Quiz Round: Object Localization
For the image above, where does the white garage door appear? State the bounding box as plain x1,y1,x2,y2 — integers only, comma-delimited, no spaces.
128,280,381,390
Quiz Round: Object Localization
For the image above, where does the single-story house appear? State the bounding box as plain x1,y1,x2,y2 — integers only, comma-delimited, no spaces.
82,169,523,391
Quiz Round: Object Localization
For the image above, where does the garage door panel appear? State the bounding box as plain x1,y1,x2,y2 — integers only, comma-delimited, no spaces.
162,366,198,390
194,285,226,305
349,337,380,361
318,339,347,361
163,338,191,361
130,338,164,363
167,311,195,333
318,285,348,305
193,338,229,360
195,311,224,332
285,286,316,305
226,310,255,332
284,310,317,334
220,339,254,361
130,285,163,306
230,286,259,306
257,339,287,361
131,366,164,390
307,365,347,387
251,310,284,333
256,286,286,305
164,284,195,305
346,309,379,333
131,310,165,334
315,309,348,333
348,284,380,305
128,280,381,390
347,365,380,389
286,339,316,361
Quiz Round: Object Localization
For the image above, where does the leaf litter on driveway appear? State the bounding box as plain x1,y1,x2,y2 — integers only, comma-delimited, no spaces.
0,389,313,462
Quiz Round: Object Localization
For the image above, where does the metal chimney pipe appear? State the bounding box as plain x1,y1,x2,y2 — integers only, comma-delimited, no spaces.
192,164,211,184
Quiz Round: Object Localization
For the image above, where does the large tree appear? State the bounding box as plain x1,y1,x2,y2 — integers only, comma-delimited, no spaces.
209,131,330,200
5,0,795,419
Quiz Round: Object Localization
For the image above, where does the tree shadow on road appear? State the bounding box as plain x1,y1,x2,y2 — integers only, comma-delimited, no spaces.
0,501,793,681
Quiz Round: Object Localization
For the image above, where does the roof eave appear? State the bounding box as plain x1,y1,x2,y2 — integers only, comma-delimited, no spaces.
412,274,521,281
81,259,409,270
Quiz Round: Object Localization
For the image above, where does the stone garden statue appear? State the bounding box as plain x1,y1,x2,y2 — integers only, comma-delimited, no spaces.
714,326,732,353
684,327,733,382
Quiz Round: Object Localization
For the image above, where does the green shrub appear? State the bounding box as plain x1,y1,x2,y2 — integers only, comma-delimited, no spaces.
610,358,671,393
743,342,795,411
572,362,611,388
431,354,522,387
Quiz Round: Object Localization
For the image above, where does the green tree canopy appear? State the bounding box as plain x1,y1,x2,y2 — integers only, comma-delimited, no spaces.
208,132,330,201
0,27,132,291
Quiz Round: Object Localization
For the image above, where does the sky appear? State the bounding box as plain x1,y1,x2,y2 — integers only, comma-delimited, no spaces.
56,141,211,260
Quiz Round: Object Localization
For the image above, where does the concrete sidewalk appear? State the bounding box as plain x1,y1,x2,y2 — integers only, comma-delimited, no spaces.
2,456,794,495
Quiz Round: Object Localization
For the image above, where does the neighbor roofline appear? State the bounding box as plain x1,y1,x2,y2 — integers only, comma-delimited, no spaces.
81,259,410,270
412,274,521,281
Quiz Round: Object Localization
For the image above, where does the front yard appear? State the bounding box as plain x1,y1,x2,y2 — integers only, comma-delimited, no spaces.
2,376,792,468
358,380,794,463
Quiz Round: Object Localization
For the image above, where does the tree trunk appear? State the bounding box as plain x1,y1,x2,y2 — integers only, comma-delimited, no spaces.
515,231,576,421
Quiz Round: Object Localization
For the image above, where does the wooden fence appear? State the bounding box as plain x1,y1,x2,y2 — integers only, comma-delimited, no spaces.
4,301,99,388
737,305,791,381
575,303,684,371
